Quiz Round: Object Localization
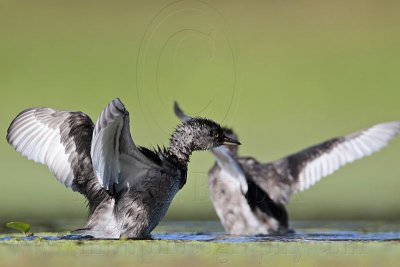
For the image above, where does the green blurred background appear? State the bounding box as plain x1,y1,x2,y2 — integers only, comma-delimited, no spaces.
1,0,400,226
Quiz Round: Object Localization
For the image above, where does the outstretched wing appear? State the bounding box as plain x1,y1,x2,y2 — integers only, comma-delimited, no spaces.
242,121,400,205
90,98,161,193
173,101,192,122
7,107,94,192
212,146,248,194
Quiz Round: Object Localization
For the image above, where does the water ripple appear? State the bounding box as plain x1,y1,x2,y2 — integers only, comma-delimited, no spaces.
1,231,400,243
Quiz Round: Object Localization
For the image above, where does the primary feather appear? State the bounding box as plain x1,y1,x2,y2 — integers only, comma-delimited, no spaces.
7,108,94,192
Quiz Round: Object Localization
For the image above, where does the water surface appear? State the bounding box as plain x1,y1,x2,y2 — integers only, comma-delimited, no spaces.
1,221,400,243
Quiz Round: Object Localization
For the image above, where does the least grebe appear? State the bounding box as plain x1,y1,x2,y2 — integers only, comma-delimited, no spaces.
174,102,400,235
7,98,240,239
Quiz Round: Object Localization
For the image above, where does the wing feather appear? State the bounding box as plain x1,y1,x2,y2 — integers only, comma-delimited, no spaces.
90,98,161,193
7,108,94,191
278,121,400,193
173,101,192,122
242,121,400,205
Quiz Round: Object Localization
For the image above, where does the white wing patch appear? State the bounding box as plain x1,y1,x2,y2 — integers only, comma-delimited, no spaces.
297,122,400,192
91,99,136,191
91,104,123,190
212,146,248,195
91,98,163,193
7,108,78,189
